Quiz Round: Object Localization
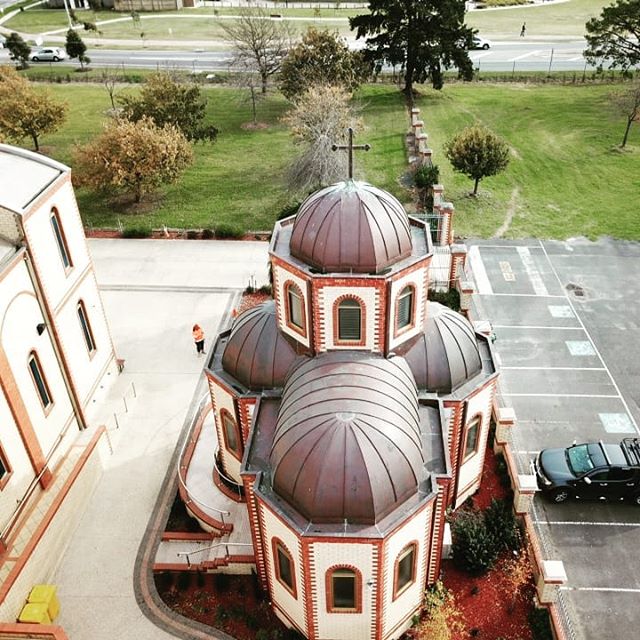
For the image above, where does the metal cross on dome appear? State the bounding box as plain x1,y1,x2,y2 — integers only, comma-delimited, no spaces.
331,127,371,180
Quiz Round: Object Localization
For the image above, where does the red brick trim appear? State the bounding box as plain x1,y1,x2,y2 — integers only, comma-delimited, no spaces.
332,294,366,347
160,532,214,542
0,623,69,639
0,426,106,604
325,565,363,614
283,280,307,339
272,537,298,598
212,462,244,503
392,541,418,601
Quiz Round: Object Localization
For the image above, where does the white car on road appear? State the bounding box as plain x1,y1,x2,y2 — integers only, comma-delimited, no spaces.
30,47,66,62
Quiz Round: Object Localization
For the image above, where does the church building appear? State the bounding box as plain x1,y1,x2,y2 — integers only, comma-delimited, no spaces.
203,175,498,640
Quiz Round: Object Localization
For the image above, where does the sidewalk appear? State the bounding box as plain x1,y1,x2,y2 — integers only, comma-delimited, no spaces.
52,239,269,640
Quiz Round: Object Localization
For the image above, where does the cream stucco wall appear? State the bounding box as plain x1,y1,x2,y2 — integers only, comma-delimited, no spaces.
318,286,379,352
387,267,428,352
456,383,495,506
273,264,310,348
0,261,78,468
260,504,306,633
311,540,376,640
382,507,431,640
209,378,242,483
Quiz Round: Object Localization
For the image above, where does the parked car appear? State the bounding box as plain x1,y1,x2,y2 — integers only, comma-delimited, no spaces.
30,48,66,62
534,438,640,504
471,36,492,50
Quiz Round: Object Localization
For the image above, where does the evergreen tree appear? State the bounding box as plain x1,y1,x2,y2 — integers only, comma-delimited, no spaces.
5,32,31,69
350,0,473,95
65,29,90,70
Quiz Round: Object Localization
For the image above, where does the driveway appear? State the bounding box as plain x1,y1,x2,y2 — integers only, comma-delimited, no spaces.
468,238,640,640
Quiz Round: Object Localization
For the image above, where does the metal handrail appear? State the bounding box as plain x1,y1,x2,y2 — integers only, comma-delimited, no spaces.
213,446,243,498
176,542,253,567
176,394,231,518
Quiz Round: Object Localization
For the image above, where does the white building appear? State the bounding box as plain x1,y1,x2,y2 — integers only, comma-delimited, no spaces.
0,144,118,620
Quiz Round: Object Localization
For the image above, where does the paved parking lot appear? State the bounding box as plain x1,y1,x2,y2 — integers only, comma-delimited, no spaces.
468,238,640,640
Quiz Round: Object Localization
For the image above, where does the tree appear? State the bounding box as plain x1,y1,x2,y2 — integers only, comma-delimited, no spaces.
281,84,362,192
610,82,640,147
73,116,193,203
5,32,31,69
350,0,474,94
585,0,640,72
65,29,90,70
445,125,510,195
278,28,370,102
0,65,67,151
231,61,267,126
118,72,218,143
101,67,120,111
222,7,293,94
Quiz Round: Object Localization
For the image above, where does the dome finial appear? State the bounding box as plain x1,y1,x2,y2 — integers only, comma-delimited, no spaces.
331,127,371,180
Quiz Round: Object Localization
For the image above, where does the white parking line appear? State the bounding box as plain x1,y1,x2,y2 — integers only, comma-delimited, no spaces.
501,366,606,371
517,246,548,295
538,241,640,435
562,587,640,593
471,52,492,62
493,325,582,330
501,393,620,398
537,520,640,527
489,293,566,298
468,245,493,295
509,51,537,62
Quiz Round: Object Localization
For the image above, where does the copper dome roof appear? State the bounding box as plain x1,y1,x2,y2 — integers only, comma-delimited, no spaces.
270,353,424,524
222,301,300,391
402,302,482,393
289,181,413,274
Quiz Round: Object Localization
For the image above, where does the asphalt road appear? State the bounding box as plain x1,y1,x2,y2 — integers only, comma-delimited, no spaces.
0,40,594,73
468,238,640,640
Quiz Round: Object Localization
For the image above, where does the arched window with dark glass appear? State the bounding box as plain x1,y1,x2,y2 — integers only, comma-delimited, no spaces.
50,208,72,270
394,543,417,599
220,409,242,460
28,351,53,411
396,285,415,333
463,415,482,461
273,538,297,597
285,282,305,333
77,300,96,354
326,566,361,613
337,298,362,343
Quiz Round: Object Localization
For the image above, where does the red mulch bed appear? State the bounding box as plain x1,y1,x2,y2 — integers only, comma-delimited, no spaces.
155,572,286,640
236,292,271,316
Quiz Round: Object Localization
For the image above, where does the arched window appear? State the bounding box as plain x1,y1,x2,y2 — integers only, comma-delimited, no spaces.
284,281,305,334
337,298,363,343
77,300,96,354
272,538,297,597
396,285,415,333
28,351,53,411
463,415,482,461
220,409,242,460
50,208,72,270
394,543,417,599
0,443,12,490
326,566,362,613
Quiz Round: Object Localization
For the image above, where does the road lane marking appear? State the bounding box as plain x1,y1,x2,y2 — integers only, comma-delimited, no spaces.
536,521,640,527
562,587,640,593
509,51,537,62
501,366,606,371
493,325,583,330
501,393,620,398
517,246,549,295
486,293,566,298
468,245,493,294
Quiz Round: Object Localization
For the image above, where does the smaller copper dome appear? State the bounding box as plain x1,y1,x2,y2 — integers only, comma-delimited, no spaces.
402,302,482,393
270,353,423,524
222,301,300,391
289,181,413,274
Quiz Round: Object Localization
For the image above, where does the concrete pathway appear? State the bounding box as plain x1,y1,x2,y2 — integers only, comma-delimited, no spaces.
52,239,268,640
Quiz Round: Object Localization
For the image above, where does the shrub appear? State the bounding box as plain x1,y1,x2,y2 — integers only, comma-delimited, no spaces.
414,163,440,190
201,228,215,239
215,224,243,239
214,604,228,624
258,284,273,296
450,509,499,575
529,606,554,640
122,225,152,239
484,498,521,551
276,201,302,220
256,631,270,640
494,452,512,488
176,571,191,590
186,229,200,239
428,288,461,311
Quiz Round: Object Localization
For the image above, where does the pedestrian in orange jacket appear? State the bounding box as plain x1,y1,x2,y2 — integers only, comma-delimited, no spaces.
192,324,206,355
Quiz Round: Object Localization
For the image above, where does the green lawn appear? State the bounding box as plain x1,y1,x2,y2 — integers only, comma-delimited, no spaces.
24,81,640,239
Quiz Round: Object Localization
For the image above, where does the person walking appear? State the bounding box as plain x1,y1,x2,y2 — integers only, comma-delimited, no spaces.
192,323,206,355
520,22,526,37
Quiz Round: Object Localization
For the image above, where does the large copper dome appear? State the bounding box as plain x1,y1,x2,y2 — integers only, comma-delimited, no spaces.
289,181,413,274
401,302,483,393
222,301,300,391
270,353,424,524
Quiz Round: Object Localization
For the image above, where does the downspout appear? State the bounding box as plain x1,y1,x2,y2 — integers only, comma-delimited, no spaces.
20,245,88,430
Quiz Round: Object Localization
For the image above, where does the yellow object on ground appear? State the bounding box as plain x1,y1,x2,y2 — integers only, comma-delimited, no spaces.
18,602,52,624
28,584,60,621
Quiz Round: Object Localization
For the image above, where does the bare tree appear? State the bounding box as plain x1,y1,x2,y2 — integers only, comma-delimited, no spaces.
222,8,294,94
101,68,120,111
231,60,267,126
282,84,362,193
610,81,640,148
